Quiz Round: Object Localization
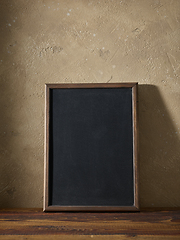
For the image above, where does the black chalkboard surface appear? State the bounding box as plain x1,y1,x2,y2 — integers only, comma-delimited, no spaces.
44,83,139,211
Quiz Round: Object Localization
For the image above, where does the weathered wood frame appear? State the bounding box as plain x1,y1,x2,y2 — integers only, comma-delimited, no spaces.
44,83,139,212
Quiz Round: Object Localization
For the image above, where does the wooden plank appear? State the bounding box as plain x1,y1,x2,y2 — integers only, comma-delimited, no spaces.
0,209,179,237
1,235,180,240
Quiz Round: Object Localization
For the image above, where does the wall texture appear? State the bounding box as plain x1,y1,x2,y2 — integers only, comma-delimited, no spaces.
0,0,180,208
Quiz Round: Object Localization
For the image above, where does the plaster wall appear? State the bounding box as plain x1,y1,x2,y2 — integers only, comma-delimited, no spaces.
0,0,180,208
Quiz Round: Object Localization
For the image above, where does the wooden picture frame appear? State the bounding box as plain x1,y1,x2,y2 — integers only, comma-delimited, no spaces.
44,83,139,211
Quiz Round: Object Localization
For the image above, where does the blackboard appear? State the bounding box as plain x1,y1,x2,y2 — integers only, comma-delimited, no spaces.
44,83,139,211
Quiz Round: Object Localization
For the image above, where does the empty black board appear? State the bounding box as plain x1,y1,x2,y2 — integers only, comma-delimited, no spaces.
49,87,134,206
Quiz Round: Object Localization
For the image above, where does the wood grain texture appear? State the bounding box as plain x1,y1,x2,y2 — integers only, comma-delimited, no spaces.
0,209,179,239
45,83,137,89
132,83,139,210
44,84,50,212
1,236,180,240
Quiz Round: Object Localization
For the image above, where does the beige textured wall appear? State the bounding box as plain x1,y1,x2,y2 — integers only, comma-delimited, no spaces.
0,0,180,208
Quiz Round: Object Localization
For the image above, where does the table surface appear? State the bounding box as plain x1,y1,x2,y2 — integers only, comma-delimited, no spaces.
0,208,180,239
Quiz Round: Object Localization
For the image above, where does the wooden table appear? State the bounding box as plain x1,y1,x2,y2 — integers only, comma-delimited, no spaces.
0,208,180,239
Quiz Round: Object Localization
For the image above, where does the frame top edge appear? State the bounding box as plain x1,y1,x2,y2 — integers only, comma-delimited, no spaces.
45,82,138,89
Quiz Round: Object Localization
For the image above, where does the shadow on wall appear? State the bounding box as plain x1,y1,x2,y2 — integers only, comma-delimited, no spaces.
138,85,180,208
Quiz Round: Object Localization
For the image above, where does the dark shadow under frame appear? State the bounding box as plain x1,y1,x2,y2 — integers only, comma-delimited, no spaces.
44,83,139,212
